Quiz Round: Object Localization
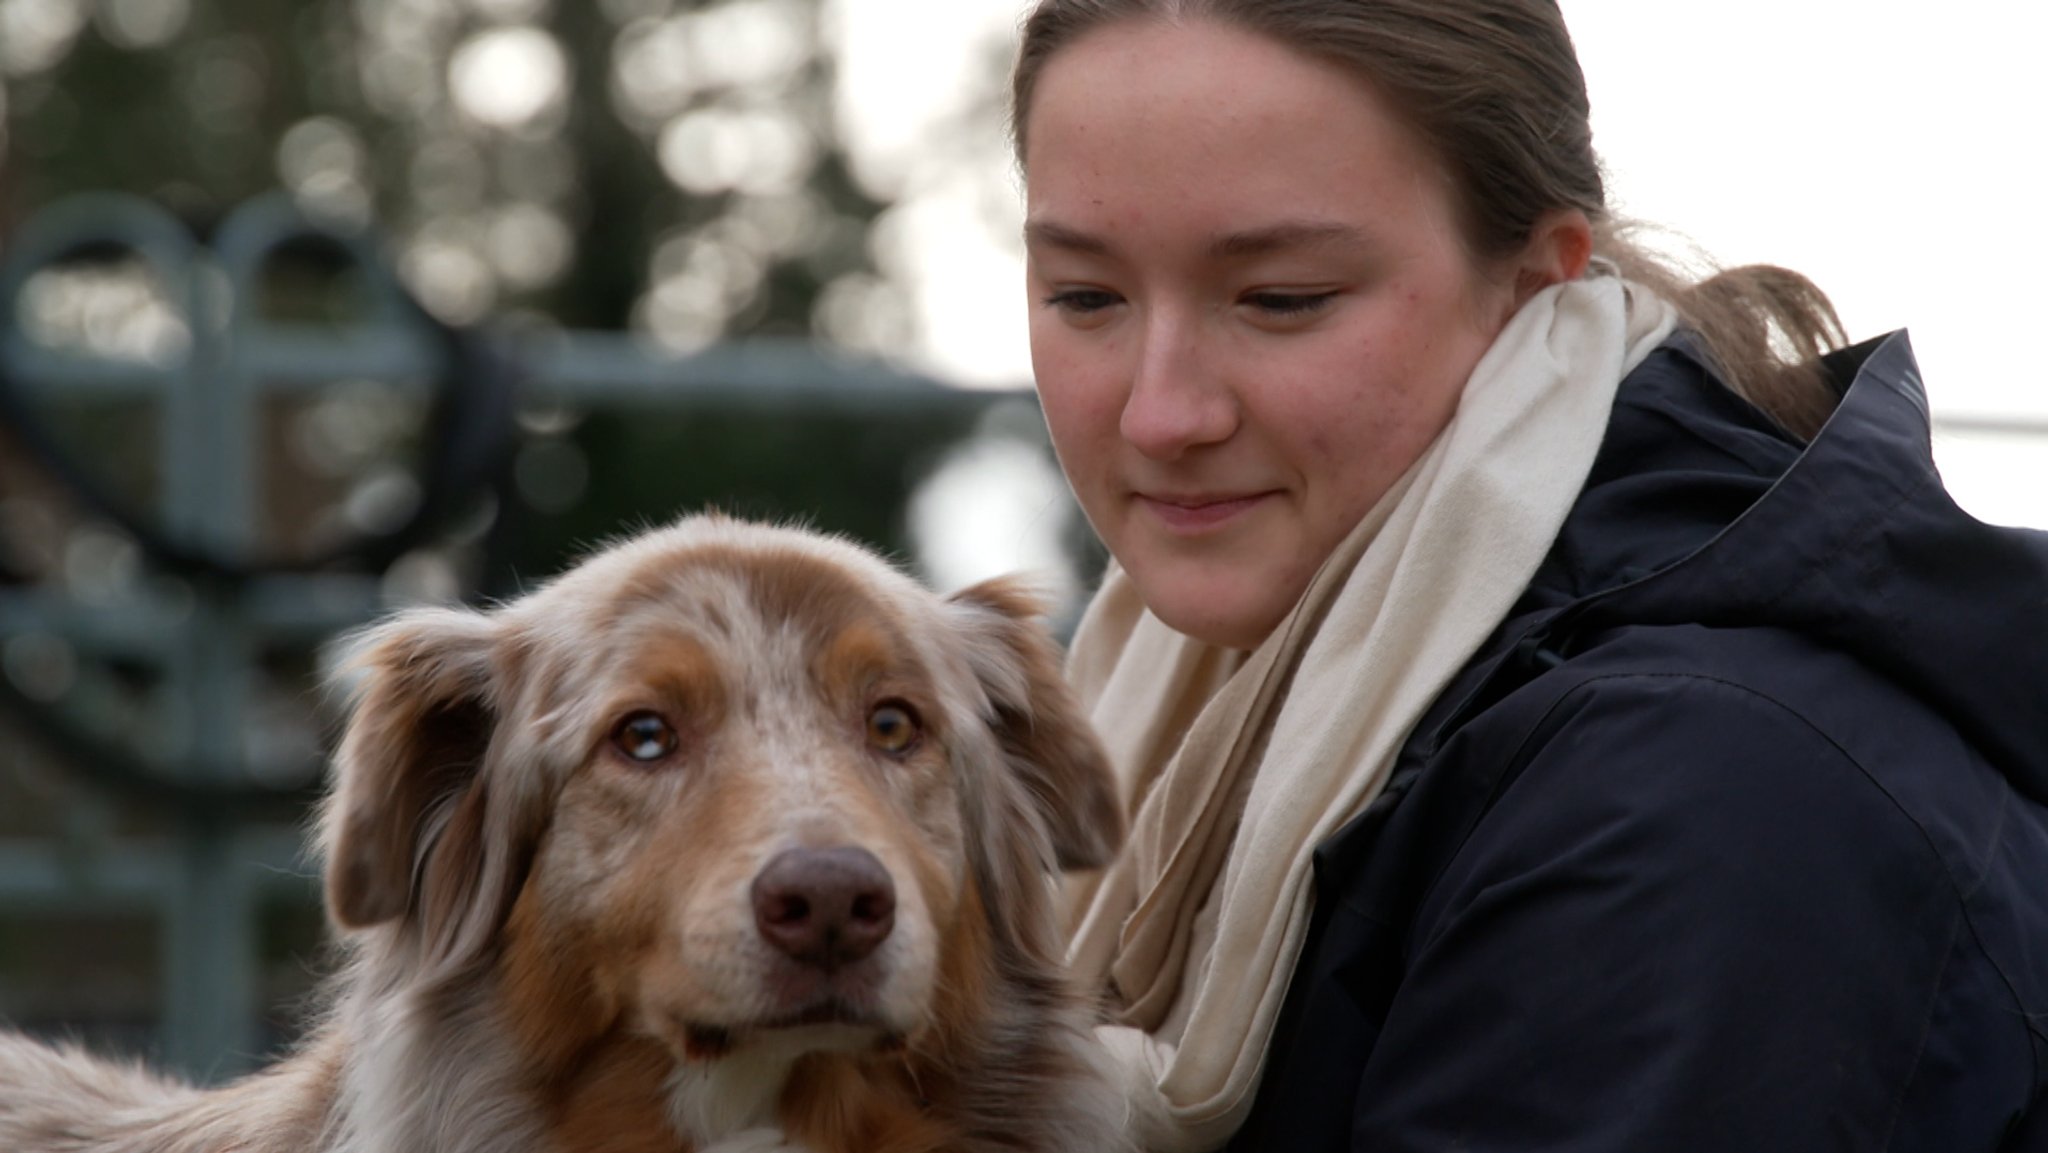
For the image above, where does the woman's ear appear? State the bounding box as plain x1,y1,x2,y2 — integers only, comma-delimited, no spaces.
1512,208,1596,308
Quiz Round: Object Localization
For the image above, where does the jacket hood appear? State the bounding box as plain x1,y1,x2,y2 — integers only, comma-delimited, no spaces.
1531,331,2048,803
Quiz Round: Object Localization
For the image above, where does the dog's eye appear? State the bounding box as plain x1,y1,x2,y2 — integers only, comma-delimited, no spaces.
611,711,679,763
866,701,922,755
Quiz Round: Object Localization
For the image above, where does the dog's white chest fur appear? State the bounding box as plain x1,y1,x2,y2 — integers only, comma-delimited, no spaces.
668,1048,797,1143
668,1025,875,1150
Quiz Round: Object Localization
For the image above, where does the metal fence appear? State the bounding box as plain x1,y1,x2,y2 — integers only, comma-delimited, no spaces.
0,193,1008,1080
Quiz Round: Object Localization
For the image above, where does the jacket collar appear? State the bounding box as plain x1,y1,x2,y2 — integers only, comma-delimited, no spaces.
1538,331,2048,801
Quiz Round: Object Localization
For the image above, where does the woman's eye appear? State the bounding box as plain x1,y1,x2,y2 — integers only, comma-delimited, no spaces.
610,710,679,764
1044,288,1121,315
866,701,923,755
1244,291,1338,317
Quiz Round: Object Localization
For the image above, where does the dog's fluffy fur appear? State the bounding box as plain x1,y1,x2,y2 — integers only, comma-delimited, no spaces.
0,515,1129,1153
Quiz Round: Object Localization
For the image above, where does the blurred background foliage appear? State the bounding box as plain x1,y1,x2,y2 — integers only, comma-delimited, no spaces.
0,0,1042,563
5,0,903,338
0,0,1086,1064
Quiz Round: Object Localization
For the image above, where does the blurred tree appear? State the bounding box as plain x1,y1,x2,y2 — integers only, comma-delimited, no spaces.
0,0,993,574
3,0,907,338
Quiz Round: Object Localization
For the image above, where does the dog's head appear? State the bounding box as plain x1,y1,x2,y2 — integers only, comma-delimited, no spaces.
319,515,1120,1075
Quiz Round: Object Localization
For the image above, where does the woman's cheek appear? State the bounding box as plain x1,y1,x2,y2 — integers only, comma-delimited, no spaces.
1035,342,1119,448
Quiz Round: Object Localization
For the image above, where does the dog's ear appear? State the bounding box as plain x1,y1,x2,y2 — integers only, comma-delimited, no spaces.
321,606,518,957
947,577,1123,871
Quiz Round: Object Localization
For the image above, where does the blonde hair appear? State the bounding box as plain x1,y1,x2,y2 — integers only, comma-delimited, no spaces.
1012,0,1846,438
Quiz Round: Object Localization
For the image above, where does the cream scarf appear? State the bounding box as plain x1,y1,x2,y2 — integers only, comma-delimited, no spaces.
1062,272,1678,1151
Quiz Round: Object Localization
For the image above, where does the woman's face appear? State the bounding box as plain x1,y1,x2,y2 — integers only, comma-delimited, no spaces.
1023,20,1528,650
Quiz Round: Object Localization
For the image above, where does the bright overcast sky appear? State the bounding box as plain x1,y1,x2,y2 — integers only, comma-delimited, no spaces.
830,0,2048,530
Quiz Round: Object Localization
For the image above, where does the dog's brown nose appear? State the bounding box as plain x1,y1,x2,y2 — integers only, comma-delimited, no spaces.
751,847,897,968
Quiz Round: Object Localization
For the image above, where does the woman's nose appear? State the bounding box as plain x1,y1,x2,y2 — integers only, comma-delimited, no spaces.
1119,313,1237,461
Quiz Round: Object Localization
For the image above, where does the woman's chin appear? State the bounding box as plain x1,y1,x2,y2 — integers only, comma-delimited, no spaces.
1139,578,1293,652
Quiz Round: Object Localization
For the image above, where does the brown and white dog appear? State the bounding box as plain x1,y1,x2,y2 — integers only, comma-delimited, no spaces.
0,515,1129,1153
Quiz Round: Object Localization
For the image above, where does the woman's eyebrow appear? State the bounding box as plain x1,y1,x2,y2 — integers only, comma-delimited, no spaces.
1209,220,1369,258
1022,218,1112,255
1022,217,1371,260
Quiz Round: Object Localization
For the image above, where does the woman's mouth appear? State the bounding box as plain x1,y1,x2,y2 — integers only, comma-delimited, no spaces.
1136,491,1275,533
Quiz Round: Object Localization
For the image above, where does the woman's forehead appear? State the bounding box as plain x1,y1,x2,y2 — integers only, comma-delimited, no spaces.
1019,20,1451,228
1020,29,1460,277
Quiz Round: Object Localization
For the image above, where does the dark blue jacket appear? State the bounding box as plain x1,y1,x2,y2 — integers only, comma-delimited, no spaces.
1229,333,2048,1152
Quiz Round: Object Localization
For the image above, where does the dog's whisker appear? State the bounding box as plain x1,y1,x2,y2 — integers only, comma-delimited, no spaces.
899,1048,931,1109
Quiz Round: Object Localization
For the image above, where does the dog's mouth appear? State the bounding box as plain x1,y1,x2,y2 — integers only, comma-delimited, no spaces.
679,1001,906,1063
763,997,889,1032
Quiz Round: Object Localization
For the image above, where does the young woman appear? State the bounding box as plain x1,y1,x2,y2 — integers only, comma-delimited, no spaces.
1010,3,2048,1151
